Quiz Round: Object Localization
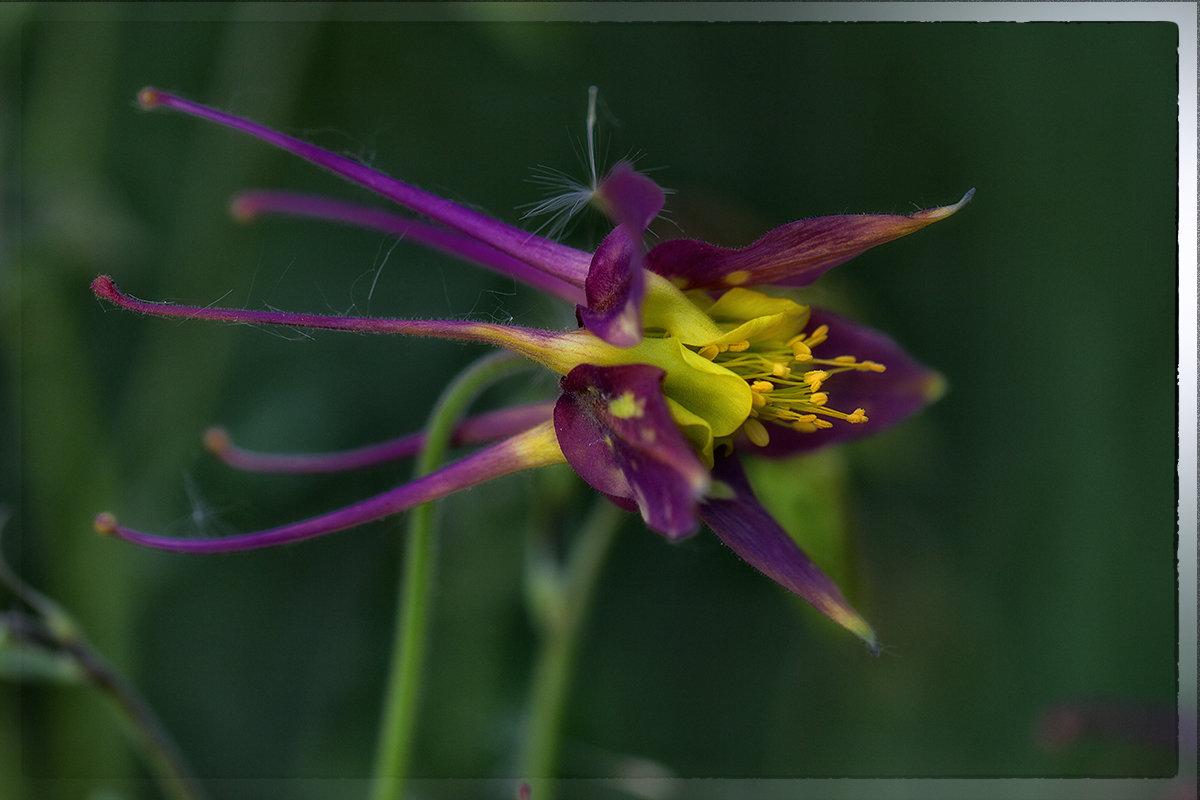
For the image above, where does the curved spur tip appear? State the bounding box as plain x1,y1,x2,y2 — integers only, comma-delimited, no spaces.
136,87,162,110
93,512,119,537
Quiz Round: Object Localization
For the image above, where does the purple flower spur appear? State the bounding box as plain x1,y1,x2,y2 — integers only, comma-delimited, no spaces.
93,87,972,650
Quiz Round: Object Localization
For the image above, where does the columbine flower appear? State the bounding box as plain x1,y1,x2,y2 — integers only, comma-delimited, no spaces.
92,88,972,651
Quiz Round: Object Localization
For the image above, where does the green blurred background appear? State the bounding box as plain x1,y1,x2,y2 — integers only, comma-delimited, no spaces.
4,5,1182,800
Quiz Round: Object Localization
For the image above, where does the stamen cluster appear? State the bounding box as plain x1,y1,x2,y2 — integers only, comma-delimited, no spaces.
697,322,886,447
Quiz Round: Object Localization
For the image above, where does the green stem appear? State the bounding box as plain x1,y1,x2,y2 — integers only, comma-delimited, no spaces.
77,641,208,800
521,498,625,800
370,352,530,800
0,531,206,800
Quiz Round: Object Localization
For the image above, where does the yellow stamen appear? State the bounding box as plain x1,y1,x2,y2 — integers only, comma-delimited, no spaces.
846,408,869,424
689,300,886,440
802,370,828,391
743,417,770,447
791,340,813,361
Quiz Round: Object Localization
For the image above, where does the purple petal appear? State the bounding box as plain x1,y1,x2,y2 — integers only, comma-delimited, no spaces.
137,88,593,288
698,452,878,651
232,191,585,304
577,225,646,347
95,422,564,553
206,402,555,474
754,307,944,458
575,164,665,347
595,161,665,231
553,363,709,539
646,189,974,290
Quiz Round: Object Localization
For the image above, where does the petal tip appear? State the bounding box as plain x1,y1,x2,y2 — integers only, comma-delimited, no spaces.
654,514,703,541
578,303,644,347
947,187,977,214
913,187,976,221
924,371,949,404
836,610,880,655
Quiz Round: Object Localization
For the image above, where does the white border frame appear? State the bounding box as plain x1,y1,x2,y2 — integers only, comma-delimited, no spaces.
24,4,1198,799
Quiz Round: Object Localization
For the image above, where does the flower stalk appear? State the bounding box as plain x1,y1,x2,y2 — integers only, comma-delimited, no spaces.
0,528,206,800
520,498,626,800
371,352,531,800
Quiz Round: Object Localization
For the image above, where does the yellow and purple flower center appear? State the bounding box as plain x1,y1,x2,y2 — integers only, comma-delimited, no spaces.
565,279,886,457
701,319,883,446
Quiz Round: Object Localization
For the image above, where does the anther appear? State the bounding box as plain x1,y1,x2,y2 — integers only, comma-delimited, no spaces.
698,344,720,361
726,340,751,353
834,355,857,364
791,340,813,360
808,392,828,406
136,87,162,109
743,418,771,447
750,380,775,393
813,419,833,429
846,408,869,424
751,392,768,409
803,370,828,391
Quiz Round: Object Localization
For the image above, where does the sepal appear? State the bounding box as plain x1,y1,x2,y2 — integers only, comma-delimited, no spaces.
698,452,878,652
577,163,666,347
646,190,973,290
